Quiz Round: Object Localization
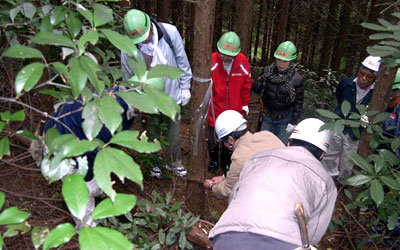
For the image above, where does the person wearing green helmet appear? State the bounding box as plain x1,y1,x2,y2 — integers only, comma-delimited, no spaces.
121,9,192,178
207,31,252,174
252,41,304,145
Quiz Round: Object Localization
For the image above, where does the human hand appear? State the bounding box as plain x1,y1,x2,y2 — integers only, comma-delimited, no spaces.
361,114,369,128
211,175,224,184
203,179,214,190
242,106,249,116
286,123,296,133
181,89,191,106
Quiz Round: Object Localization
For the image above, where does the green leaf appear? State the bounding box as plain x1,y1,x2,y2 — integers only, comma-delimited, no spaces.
32,32,75,48
50,62,68,76
15,62,44,95
372,112,390,124
2,45,43,59
76,4,93,26
369,33,393,40
332,119,345,136
41,156,73,183
21,2,36,19
0,206,30,225
45,129,72,155
62,174,88,221
373,155,386,174
351,153,373,174
361,22,387,31
75,157,89,178
370,179,384,207
93,4,113,27
341,101,351,117
158,228,166,245
92,193,136,220
0,137,10,159
143,85,180,121
344,189,352,200
392,12,400,18
98,95,122,135
387,212,399,230
79,226,134,250
31,226,49,250
0,192,5,210
10,6,21,23
380,176,400,190
82,99,102,141
109,130,161,153
147,64,183,80
178,232,186,250
4,222,31,237
80,56,104,93
15,130,39,141
126,57,147,81
0,122,4,133
40,16,53,33
43,223,75,250
50,5,66,26
61,139,99,159
367,46,394,57
69,58,87,97
100,29,137,56
7,110,25,121
379,149,399,166
94,148,143,201
116,91,158,114
66,12,82,38
316,109,340,119
345,174,372,186
166,230,177,246
78,30,99,55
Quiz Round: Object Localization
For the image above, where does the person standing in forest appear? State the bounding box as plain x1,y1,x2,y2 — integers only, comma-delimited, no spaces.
209,118,336,250
321,56,381,184
121,9,192,178
203,110,284,199
252,41,304,144
207,32,252,174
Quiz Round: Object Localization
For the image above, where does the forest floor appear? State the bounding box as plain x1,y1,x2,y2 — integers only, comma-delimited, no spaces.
0,92,386,250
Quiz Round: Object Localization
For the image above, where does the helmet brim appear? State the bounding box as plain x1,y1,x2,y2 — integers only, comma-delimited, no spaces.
128,14,151,44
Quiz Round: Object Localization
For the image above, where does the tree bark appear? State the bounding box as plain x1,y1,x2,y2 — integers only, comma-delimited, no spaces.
356,64,397,159
274,0,289,47
144,0,153,15
157,0,169,22
300,0,315,67
213,0,224,53
185,3,195,64
260,0,270,63
236,0,254,56
331,0,351,73
186,0,216,216
317,0,339,76
252,0,264,64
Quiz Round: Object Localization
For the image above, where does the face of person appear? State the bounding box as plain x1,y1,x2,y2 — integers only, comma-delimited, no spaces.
141,30,153,44
219,52,235,63
276,59,291,72
357,68,376,89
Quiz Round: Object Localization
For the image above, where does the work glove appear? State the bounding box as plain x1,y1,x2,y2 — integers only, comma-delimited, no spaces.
360,114,369,128
286,123,296,133
181,89,191,106
242,106,249,116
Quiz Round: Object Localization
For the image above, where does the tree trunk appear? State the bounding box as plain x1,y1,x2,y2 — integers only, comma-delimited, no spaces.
229,1,237,31
236,0,254,56
186,0,216,216
144,0,152,15
308,0,324,71
275,0,289,46
317,0,339,76
356,64,397,159
252,0,264,64
213,0,224,53
157,0,169,22
300,0,314,67
171,0,184,34
331,0,351,73
185,3,195,64
260,0,270,63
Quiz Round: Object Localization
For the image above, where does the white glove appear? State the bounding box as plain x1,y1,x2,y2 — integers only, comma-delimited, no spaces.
181,89,191,106
286,123,296,133
242,106,249,116
361,114,369,127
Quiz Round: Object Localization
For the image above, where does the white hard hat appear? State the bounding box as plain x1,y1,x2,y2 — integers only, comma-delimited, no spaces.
215,110,247,140
289,118,330,152
361,56,381,72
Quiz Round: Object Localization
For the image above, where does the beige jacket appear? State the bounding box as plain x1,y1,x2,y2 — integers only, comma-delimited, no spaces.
212,131,285,199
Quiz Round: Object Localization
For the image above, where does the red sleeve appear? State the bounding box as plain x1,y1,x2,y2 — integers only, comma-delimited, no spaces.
240,54,252,107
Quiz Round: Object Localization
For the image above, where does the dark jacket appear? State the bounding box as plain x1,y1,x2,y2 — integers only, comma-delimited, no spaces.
334,76,373,140
252,65,304,124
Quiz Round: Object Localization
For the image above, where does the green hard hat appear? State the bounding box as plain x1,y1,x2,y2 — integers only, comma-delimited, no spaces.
393,68,400,90
274,41,297,61
130,73,165,91
217,32,241,57
124,9,151,44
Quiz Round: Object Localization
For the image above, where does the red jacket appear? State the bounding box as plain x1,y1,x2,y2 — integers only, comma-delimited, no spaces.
208,52,252,127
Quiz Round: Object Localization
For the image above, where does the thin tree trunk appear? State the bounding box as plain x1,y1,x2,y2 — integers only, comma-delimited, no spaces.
236,0,254,56
157,0,169,22
331,0,351,73
260,0,270,63
187,0,216,216
213,0,224,53
185,3,195,64
229,1,237,30
275,0,289,46
318,0,339,76
144,0,152,15
308,0,324,70
300,0,314,66
252,0,264,64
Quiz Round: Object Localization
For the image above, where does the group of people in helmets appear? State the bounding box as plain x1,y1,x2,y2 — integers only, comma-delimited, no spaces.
40,6,400,248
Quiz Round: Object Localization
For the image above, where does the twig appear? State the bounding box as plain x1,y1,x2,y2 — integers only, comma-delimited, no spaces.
0,187,64,202
342,223,357,250
340,201,379,250
0,159,41,171
199,219,215,227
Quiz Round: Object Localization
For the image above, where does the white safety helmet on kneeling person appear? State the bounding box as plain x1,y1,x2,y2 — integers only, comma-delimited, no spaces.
289,118,330,152
215,110,247,140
